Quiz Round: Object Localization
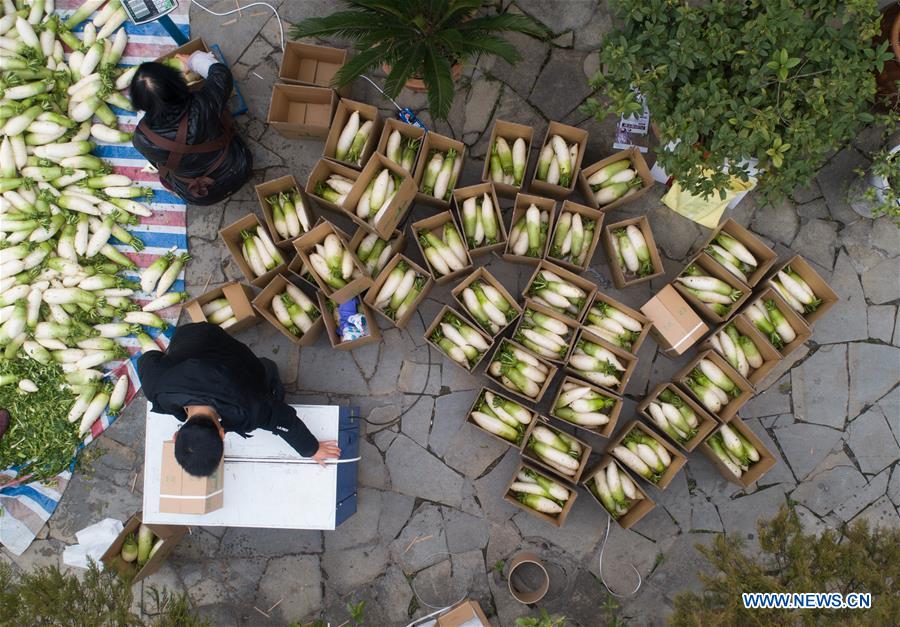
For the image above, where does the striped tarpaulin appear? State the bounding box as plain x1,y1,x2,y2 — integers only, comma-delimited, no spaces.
0,1,191,556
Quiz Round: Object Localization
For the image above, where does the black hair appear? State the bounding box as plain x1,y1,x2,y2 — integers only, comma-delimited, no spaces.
130,62,190,119
174,414,223,477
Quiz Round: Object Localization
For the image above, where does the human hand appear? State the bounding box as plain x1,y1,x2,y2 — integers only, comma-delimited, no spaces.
312,440,341,467
175,53,191,68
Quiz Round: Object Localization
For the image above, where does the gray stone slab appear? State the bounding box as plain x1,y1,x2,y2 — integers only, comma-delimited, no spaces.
474,448,527,522
512,495,606,560
628,503,680,542
321,544,389,596
791,462,868,517
587,520,658,594
861,257,900,305
832,467,891,522
848,342,899,417
690,498,724,532
430,390,478,458
376,566,415,626
854,496,900,529
463,78,503,138
791,218,838,270
386,434,464,506
847,406,900,475
442,425,509,478
378,490,417,544
717,485,787,542
397,359,443,396
796,198,830,221
888,467,900,508
483,31,549,98
773,422,844,481
755,344,810,392
359,437,390,490
741,374,792,418
817,147,870,224
791,344,848,428
812,251,868,344
389,503,449,574
750,199,799,245
485,519,523,567
792,180,823,204
218,527,322,557
401,395,433,448
325,487,383,551
442,507,489,554
297,343,368,394
868,305,896,343
530,48,592,120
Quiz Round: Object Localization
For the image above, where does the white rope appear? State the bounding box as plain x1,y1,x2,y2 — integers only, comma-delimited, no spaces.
223,456,361,464
595,516,642,598
187,0,285,52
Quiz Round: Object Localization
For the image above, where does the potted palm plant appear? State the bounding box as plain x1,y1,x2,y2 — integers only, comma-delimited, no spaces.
290,0,548,121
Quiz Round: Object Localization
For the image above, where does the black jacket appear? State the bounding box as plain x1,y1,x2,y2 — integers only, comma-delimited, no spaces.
137,322,318,457
132,63,252,206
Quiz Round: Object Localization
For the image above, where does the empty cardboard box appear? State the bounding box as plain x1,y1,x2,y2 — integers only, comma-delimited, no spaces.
267,84,336,139
278,41,348,93
640,285,708,356
159,440,224,514
436,600,491,627
184,280,259,335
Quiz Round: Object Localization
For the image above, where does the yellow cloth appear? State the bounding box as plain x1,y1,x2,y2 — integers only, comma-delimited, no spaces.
662,176,756,228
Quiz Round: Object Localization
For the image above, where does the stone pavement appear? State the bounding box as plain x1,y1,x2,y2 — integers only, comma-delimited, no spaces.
3,2,899,625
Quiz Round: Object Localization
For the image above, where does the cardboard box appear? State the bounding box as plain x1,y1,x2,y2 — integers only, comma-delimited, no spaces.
278,41,348,93
549,375,622,438
154,38,209,87
323,98,383,169
504,460,578,527
503,193,557,265
700,218,777,287
466,387,537,450
674,349,754,422
546,200,604,272
451,182,508,257
699,416,777,488
767,255,839,325
577,147,654,211
481,119,535,197
640,285,708,356
363,254,433,329
522,260,596,323
411,211,473,284
451,267,522,338
305,158,360,214
699,312,783,387
582,291,651,355
581,456,655,529
674,252,751,323
485,339,559,404
218,214,288,288
636,382,718,452
184,281,259,335
567,328,638,396
255,175,316,250
436,600,491,627
317,292,381,350
348,225,406,278
606,420,687,490
100,511,187,583
602,215,665,288
513,300,579,364
293,221,372,303
375,118,425,174
267,84,336,139
521,417,592,484
159,440,224,514
287,252,319,289
251,274,324,347
742,286,812,358
412,131,466,209
342,152,417,238
530,121,589,199
425,305,494,373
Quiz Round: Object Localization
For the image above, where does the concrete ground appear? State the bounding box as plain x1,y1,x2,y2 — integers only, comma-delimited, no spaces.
3,2,899,625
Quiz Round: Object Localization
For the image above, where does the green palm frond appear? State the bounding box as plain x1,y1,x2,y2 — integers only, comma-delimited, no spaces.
460,13,551,38
383,42,424,98
421,47,455,121
332,43,393,88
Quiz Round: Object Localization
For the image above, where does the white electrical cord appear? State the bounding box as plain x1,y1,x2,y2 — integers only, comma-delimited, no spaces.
187,0,285,52
224,456,361,464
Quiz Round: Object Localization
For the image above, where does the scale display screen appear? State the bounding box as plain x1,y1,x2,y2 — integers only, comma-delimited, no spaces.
122,0,178,24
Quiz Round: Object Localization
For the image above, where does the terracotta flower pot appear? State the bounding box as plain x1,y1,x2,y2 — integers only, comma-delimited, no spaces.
506,552,550,604
382,62,463,92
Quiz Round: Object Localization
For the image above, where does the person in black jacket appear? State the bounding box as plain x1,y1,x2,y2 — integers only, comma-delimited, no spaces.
130,51,252,205
138,322,340,476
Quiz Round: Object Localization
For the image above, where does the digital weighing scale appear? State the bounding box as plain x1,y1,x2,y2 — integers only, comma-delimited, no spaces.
121,0,189,44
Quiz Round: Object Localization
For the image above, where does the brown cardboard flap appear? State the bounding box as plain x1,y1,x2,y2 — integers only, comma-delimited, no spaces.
567,327,638,396
278,41,348,92
582,291,651,355
700,218,777,287
482,119,535,197
267,84,336,139
581,456,655,529
451,266,522,337
636,382,718,452
485,339,559,404
530,121,589,198
323,98,383,169
504,193,557,265
674,251,752,323
316,291,381,350
674,349,754,422
546,200,604,272
466,387,537,450
293,221,372,303
159,441,224,514
699,417,777,488
363,254,433,329
437,600,492,627
375,118,425,174
218,214,289,288
577,147,654,211
100,511,188,584
342,152,417,239
767,255,839,326
251,274,324,347
184,281,259,336
521,417,591,484
413,131,466,208
255,175,316,249
699,312,783,388
424,305,494,372
602,215,665,288
548,374,622,438
451,182,508,256
741,286,812,358
606,420,687,490
640,285,708,356
522,260,596,322
411,211,473,284
503,461,578,527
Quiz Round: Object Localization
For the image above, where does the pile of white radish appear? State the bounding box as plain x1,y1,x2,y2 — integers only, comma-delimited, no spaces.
428,310,489,370
140,249,190,311
508,466,571,517
507,204,548,257
745,298,797,349
683,358,740,414
770,267,822,314
610,225,655,278
200,298,240,330
583,300,643,352
468,389,532,445
514,307,571,360
383,129,419,172
707,324,764,379
705,232,758,283
535,135,578,187
420,148,461,201
645,389,700,445
587,462,645,519
585,159,641,206
549,209,595,267
371,259,427,321
612,428,673,484
67,371,129,437
553,380,615,428
488,136,527,187
526,424,583,478
306,233,361,290
460,193,500,250
676,264,743,316
487,341,551,399
240,226,284,278
525,269,587,317
459,279,517,335
334,110,372,166
354,167,403,225
417,220,468,277
266,187,312,241
706,424,762,478
314,173,353,208
567,337,627,390
354,231,398,277
268,282,320,338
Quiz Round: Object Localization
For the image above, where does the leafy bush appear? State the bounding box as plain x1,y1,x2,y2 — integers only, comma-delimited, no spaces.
859,146,900,220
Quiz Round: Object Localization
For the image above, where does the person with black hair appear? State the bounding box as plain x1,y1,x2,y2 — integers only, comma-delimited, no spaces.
138,322,340,476
130,51,252,205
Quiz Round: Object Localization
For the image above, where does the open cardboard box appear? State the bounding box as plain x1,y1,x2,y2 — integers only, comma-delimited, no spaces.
503,193,557,265
154,38,209,88
287,251,319,289
767,254,839,326
305,159,360,214
343,152,416,239
513,300,579,364
700,218,777,287
251,273,324,347
375,118,425,174
485,338,559,404
294,221,372,303
465,386,537,450
412,131,466,209
267,84,336,139
219,214,289,288
184,281,259,335
637,382,718,452
424,305,493,373
451,182,507,257
482,119,535,197
504,460,578,527
602,215,665,288
581,456,655,529
255,175,316,250
348,225,406,278
411,211,473,285
549,374,622,439
640,284,708,357
546,200,604,273
530,121,588,199
674,251,752,323
100,511,187,584
675,349,754,422
451,267,522,338
577,147,654,211
582,291,652,355
159,439,224,513
436,599,491,627
317,292,382,350
700,312,782,387
323,98,383,169
699,416,777,488
567,327,639,396
521,417,592,484
278,41,349,94
363,254,433,329
742,286,812,358
607,420,687,490
522,260,596,323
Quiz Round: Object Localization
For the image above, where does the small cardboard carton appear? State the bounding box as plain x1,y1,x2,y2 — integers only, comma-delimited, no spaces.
582,291,651,355
278,41,348,94
305,158,360,214
503,193,557,265
323,98,383,169
375,118,425,174
546,200,604,273
287,251,319,289
451,267,522,338
700,218,777,287
154,38,210,88
607,420,687,490
674,252,752,323
255,175,316,250
316,292,382,351
342,152,417,238
267,84,336,139
581,456,655,529
521,417,592,484
742,287,812,358
451,182,508,257
640,285,708,356
602,215,665,288
699,416,777,488
363,254,433,329
530,121,589,199
522,260,596,323
218,214,289,288
636,382,718,452
425,305,494,373
567,328,639,396
699,312,782,387
504,460,578,527
485,339,559,404
100,511,187,583
412,131,466,209
549,374,622,438
159,440,224,514
767,255,839,326
251,274,324,347
513,300,579,364
348,225,406,278
411,211,473,284
674,349,754,422
184,281,258,335
436,600,491,627
294,221,372,303
481,119,535,197
465,387,537,450
577,147,654,211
